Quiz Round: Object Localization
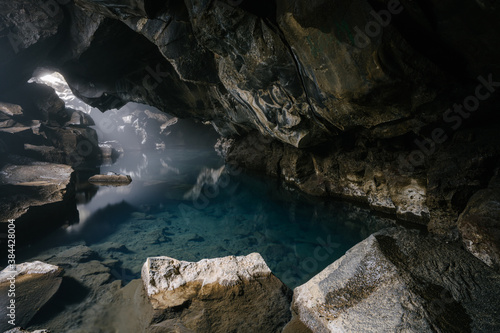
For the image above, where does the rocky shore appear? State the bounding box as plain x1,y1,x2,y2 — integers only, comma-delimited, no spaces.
3,230,499,332
0,83,103,241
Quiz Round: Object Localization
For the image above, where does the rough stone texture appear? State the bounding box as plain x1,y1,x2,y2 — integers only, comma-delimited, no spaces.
0,83,101,168
276,0,441,135
0,262,62,332
227,131,430,223
22,245,125,333
3,329,50,333
0,102,23,117
90,279,155,333
458,169,500,271
0,163,77,232
3,0,498,148
227,128,500,232
88,174,132,186
293,227,500,333
0,0,64,91
141,253,292,332
0,82,103,239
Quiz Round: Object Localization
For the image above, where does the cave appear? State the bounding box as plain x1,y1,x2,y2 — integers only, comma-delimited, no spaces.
1,1,500,332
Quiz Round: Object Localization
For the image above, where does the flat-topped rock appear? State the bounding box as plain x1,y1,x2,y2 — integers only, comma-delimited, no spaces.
293,227,500,333
0,163,73,187
141,253,292,332
0,163,77,237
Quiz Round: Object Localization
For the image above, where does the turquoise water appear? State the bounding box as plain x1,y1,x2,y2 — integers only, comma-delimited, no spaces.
18,146,394,288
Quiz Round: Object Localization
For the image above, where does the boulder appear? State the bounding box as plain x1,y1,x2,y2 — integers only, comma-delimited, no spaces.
88,174,132,186
64,109,95,127
0,102,23,117
141,253,292,332
292,227,500,332
458,184,500,271
0,163,78,240
0,262,62,332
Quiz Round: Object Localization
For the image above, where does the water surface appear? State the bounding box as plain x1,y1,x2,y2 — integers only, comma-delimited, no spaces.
18,146,394,288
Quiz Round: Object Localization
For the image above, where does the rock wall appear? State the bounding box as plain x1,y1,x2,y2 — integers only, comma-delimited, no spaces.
0,82,101,240
3,0,499,147
226,128,500,236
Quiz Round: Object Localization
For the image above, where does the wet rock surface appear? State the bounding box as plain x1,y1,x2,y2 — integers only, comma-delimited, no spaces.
293,227,500,333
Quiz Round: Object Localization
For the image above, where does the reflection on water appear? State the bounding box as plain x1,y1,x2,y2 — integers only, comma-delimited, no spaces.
18,147,395,288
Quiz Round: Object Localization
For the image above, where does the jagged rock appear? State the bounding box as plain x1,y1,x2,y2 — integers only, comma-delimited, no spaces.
0,262,62,332
292,227,500,332
0,163,77,239
23,245,123,332
276,0,440,137
0,102,23,117
141,253,292,332
426,129,500,236
42,125,101,167
22,144,65,164
64,109,95,127
227,131,430,223
458,180,500,271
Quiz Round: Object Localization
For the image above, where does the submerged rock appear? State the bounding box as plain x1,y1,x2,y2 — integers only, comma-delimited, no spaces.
0,262,62,332
292,227,500,332
141,253,292,332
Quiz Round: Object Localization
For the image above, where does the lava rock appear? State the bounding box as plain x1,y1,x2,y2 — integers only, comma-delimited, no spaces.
292,227,500,332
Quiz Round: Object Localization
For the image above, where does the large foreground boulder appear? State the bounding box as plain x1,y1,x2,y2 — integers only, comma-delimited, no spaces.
458,171,500,271
293,227,500,332
0,262,62,332
141,253,292,332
